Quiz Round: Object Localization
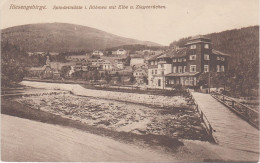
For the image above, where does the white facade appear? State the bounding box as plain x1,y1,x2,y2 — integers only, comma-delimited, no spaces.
116,49,127,55
130,58,144,66
92,50,104,56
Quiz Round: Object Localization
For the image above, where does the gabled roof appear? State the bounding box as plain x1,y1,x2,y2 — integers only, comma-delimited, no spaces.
212,49,231,57
147,51,167,61
157,48,188,59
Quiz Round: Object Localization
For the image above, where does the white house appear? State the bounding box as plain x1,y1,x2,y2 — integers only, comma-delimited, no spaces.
92,50,104,56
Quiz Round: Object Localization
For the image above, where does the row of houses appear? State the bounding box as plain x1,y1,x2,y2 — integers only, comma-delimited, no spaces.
28,37,229,87
147,36,230,89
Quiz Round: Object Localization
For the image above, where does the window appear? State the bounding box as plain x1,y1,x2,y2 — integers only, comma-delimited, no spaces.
160,64,164,68
217,56,220,60
151,61,154,65
190,55,196,60
183,66,186,72
217,65,220,72
204,54,210,60
178,58,182,62
155,70,157,74
183,58,186,62
161,71,164,75
190,45,196,49
204,44,209,49
173,59,177,62
173,66,177,73
221,57,225,61
204,65,209,72
178,66,182,73
221,65,225,72
190,65,196,72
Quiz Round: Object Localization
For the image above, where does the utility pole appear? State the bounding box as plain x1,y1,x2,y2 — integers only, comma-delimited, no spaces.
208,59,211,94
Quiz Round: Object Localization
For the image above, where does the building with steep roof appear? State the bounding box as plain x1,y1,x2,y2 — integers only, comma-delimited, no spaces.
147,36,230,89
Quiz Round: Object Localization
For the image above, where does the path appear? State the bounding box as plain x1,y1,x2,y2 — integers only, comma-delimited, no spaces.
191,92,259,156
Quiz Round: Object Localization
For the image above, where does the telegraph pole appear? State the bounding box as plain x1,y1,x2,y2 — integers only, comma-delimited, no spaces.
208,60,211,94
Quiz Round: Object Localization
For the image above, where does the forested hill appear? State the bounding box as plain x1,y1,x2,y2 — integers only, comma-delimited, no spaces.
170,26,259,67
1,23,161,52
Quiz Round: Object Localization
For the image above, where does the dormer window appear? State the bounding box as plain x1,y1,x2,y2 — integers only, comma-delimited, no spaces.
217,56,220,60
204,44,209,49
190,45,196,49
183,58,186,62
178,58,182,62
221,57,225,61
151,61,154,65
154,61,158,65
173,59,177,62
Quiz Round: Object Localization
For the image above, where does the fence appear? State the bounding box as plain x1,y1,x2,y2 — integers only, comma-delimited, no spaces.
186,89,217,143
211,91,259,130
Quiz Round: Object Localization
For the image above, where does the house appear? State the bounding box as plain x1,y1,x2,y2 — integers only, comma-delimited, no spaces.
133,67,147,84
147,36,230,89
92,50,104,56
130,56,144,66
100,60,112,70
28,56,53,78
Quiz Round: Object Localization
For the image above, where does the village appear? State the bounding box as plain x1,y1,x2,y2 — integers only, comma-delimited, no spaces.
27,36,229,91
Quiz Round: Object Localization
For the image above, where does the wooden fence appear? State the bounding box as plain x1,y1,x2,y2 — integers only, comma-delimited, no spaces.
186,89,217,143
211,91,259,130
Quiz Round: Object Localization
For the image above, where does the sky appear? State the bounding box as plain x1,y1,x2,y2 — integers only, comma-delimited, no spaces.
1,0,259,45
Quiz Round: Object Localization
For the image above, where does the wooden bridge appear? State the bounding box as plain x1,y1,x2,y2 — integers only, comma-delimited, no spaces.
190,91,259,155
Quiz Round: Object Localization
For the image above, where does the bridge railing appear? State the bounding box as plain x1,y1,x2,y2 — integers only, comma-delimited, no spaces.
211,91,259,130
186,89,217,143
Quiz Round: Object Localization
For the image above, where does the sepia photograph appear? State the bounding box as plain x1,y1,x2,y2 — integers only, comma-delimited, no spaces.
1,0,259,162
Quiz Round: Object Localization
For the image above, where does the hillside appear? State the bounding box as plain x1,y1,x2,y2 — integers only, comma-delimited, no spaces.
1,23,161,52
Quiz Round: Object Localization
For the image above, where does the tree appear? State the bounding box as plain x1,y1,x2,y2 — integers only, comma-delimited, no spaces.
143,75,148,85
93,70,100,81
129,74,135,83
104,71,112,83
60,66,71,77
1,42,27,87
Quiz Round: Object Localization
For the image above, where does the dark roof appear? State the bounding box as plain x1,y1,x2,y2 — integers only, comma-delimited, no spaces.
185,35,211,45
148,48,188,60
212,49,231,57
147,52,166,61
158,48,188,59
189,35,210,40
165,72,199,77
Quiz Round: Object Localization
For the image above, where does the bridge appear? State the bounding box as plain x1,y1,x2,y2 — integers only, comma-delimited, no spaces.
190,91,259,157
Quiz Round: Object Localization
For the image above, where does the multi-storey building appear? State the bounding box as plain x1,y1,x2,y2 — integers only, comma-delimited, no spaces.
147,36,230,89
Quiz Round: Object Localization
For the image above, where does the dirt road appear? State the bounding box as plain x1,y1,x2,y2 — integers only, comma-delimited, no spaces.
1,114,180,162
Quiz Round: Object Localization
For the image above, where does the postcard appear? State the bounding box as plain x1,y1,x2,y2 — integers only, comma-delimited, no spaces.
1,0,259,162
